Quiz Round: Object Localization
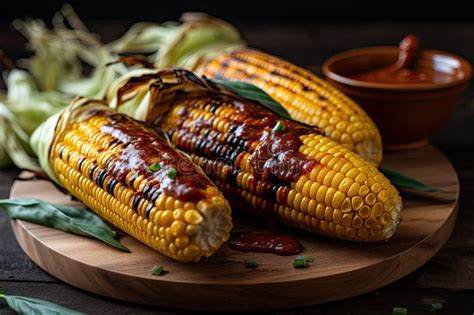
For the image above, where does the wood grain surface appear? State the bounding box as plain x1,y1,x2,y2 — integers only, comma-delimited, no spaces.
7,145,459,311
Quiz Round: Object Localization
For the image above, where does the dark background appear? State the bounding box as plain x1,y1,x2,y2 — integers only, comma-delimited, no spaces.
1,0,474,72
0,0,473,23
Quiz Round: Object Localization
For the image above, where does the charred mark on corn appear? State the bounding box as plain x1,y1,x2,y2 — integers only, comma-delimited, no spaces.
170,94,320,184
106,178,118,195
95,169,108,188
132,196,143,212
145,202,154,219
88,164,99,180
58,146,65,159
77,157,86,172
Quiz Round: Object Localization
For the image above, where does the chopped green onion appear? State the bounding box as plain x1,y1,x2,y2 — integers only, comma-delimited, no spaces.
392,307,407,315
293,259,308,268
151,265,166,276
426,303,443,312
243,259,258,268
295,255,315,263
167,168,177,179
273,121,286,132
147,162,161,172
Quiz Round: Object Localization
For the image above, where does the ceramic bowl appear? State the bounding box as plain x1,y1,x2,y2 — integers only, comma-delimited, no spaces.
323,47,472,149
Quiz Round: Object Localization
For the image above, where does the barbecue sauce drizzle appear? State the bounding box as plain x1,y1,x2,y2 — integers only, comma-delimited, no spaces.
101,113,211,202
171,94,319,184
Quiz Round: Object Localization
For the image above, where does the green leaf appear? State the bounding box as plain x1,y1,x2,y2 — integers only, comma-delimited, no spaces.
151,265,166,276
294,255,315,263
293,259,308,268
379,167,442,193
273,121,286,132
167,167,177,179
243,259,258,268
210,79,293,120
426,302,444,312
1,294,83,315
392,307,407,315
0,198,129,252
147,162,161,172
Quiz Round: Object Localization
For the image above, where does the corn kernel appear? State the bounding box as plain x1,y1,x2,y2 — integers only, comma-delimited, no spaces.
347,182,361,197
351,196,364,210
365,193,377,206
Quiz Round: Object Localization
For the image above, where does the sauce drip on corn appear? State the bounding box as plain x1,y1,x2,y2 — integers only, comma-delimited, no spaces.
101,113,210,202
172,96,320,183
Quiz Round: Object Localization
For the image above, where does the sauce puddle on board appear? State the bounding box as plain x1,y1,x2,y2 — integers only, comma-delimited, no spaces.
229,232,303,256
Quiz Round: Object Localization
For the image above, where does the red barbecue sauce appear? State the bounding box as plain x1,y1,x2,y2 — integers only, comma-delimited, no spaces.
352,34,453,84
101,113,211,202
171,94,321,183
229,232,303,255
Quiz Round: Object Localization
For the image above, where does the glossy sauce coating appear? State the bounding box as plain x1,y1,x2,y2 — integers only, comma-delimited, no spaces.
352,34,454,84
172,95,320,183
229,232,303,255
101,113,211,202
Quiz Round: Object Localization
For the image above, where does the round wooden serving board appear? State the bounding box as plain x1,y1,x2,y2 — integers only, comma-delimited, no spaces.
10,145,459,311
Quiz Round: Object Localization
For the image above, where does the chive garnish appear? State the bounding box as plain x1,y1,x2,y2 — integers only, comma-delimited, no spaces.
293,259,308,268
243,259,258,268
295,255,315,263
426,303,443,312
273,121,286,132
147,163,161,172
151,265,166,276
392,307,407,315
167,168,177,179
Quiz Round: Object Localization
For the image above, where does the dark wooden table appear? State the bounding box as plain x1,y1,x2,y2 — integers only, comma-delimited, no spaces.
1,21,474,314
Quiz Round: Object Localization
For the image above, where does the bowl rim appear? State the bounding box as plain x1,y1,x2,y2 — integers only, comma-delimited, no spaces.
322,46,473,90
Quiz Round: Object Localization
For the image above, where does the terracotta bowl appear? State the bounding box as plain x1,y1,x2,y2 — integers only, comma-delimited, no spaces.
322,47,472,149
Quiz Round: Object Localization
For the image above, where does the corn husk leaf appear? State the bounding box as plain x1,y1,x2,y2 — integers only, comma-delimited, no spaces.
108,13,245,71
1,294,83,315
106,22,181,54
5,70,70,135
2,8,246,171
152,13,245,71
210,79,293,120
0,102,42,171
30,97,113,184
380,166,442,192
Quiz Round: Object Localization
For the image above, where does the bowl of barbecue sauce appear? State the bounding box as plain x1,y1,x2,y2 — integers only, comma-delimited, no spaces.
323,35,472,149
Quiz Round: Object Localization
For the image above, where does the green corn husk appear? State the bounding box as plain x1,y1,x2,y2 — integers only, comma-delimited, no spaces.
1,8,248,170
105,13,244,71
30,97,119,184
0,70,69,171
0,102,41,171
104,67,295,127
1,5,145,169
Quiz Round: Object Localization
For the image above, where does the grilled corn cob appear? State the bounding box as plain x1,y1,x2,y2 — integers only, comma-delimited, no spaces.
107,69,402,241
200,49,382,165
144,15,383,165
30,98,232,262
